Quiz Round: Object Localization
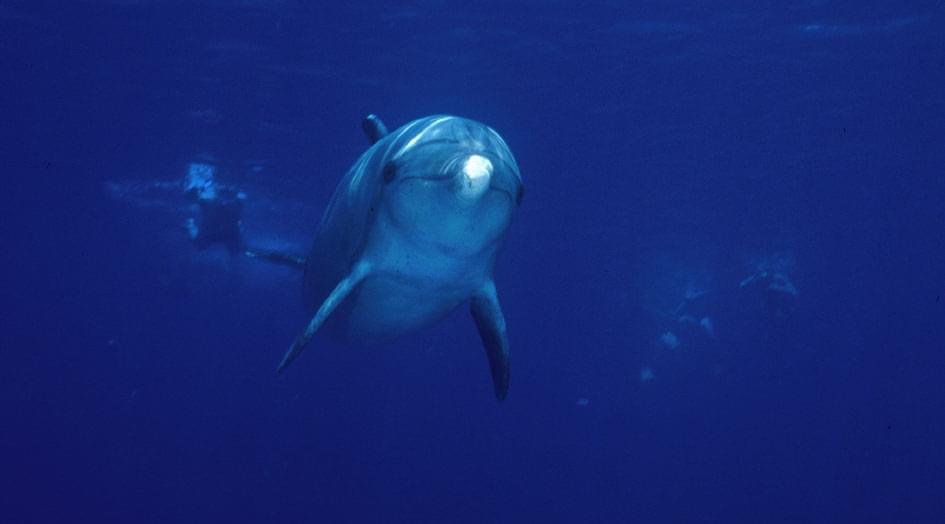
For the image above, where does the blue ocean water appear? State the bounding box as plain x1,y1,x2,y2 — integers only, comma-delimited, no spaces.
2,1,944,522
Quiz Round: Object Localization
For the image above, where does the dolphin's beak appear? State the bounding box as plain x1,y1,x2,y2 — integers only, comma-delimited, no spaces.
455,154,493,201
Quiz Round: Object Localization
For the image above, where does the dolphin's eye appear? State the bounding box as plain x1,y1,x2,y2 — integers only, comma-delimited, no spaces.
383,162,397,182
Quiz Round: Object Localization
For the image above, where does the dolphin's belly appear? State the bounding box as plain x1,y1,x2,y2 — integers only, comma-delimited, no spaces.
342,273,470,341
335,208,494,341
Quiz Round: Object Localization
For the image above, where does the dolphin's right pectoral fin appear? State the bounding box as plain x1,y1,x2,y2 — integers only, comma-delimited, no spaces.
470,281,510,402
277,261,371,373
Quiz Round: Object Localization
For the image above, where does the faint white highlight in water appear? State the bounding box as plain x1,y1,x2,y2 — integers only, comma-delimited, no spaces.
640,367,655,382
659,331,679,350
700,317,715,338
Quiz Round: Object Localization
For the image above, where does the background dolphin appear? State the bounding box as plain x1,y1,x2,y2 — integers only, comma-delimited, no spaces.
279,115,523,401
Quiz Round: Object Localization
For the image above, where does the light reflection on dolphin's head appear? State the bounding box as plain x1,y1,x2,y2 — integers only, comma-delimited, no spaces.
456,154,493,201
380,116,523,254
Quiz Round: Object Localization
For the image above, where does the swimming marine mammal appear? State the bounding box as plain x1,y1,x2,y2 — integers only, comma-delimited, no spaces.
279,115,523,401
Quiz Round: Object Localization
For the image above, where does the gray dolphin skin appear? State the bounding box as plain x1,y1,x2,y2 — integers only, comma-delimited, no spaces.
279,115,523,401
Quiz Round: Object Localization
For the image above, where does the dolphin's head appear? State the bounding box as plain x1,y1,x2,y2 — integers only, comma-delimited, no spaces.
379,116,523,256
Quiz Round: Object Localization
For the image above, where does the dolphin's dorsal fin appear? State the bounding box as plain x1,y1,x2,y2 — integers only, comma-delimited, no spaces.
470,280,510,402
361,114,389,144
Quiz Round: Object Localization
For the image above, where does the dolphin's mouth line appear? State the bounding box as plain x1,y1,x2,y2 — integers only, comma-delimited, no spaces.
393,175,516,202
395,174,451,183
389,158,520,185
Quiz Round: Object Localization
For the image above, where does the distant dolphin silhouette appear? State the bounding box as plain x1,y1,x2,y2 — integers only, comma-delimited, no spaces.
271,115,523,401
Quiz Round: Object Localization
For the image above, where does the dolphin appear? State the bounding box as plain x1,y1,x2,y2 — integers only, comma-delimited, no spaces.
278,114,523,401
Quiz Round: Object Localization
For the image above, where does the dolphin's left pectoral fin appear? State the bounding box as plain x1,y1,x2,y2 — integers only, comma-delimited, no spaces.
277,261,371,373
470,281,510,402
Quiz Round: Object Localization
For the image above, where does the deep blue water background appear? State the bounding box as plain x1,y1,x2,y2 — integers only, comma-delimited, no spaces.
3,1,945,522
